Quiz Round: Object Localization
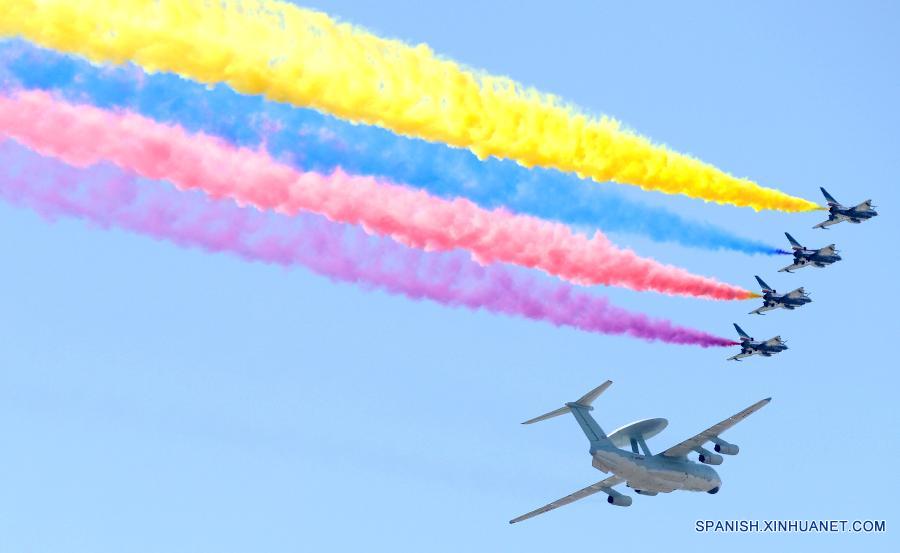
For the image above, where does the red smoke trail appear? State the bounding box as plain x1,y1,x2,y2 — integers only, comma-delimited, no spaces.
0,90,753,300
0,141,738,347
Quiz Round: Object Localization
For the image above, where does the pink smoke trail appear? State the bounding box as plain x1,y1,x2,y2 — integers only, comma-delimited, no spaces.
0,140,737,347
0,90,754,301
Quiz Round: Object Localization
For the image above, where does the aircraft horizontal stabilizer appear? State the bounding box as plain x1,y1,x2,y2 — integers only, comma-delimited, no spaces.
574,380,613,407
521,405,570,425
522,381,612,424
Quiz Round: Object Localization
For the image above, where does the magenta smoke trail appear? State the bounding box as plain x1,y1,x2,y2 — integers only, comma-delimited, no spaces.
0,90,754,301
0,141,736,347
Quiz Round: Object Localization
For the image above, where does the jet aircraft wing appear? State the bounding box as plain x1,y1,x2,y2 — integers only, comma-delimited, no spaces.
785,288,806,299
661,398,771,458
817,244,837,256
509,475,624,524
727,352,755,361
853,200,874,212
778,261,806,273
763,336,784,346
749,305,777,315
813,216,844,229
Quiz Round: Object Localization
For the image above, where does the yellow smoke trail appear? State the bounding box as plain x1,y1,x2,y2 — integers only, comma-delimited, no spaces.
0,0,820,212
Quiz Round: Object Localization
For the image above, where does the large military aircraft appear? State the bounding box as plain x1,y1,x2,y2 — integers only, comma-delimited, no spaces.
727,323,788,361
814,187,878,229
509,381,771,524
779,232,841,272
749,275,811,315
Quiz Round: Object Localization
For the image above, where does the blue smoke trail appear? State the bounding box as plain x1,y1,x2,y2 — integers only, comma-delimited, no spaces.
0,39,785,255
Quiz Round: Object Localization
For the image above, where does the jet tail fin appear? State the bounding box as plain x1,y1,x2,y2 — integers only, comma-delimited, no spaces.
820,187,839,206
733,323,751,341
785,232,803,250
754,275,774,292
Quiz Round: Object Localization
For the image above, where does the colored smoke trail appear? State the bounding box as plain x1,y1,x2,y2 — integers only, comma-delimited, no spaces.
0,141,737,347
0,40,789,256
0,1,820,212
0,91,755,300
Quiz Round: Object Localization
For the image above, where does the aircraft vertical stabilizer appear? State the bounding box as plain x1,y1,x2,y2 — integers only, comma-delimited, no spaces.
754,276,773,292
820,187,839,205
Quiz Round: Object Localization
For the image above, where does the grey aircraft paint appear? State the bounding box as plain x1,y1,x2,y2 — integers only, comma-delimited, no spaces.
727,323,788,361
779,232,841,273
510,381,770,523
814,187,878,229
749,275,812,315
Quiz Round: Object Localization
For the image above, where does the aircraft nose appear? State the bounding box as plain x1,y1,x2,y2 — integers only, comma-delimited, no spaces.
706,468,722,493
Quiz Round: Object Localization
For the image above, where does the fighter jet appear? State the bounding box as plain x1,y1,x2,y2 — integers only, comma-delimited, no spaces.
749,275,811,315
727,323,788,361
509,381,770,523
779,232,841,272
814,187,878,229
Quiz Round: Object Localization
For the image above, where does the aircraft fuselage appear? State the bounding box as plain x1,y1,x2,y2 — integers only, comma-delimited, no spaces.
795,249,841,267
742,340,788,355
831,205,878,222
589,445,721,494
762,291,811,309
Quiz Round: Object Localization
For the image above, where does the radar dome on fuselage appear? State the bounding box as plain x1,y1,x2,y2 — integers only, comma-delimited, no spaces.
607,418,668,448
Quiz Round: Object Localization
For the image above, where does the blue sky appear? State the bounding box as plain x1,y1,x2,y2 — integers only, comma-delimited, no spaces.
0,1,897,551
